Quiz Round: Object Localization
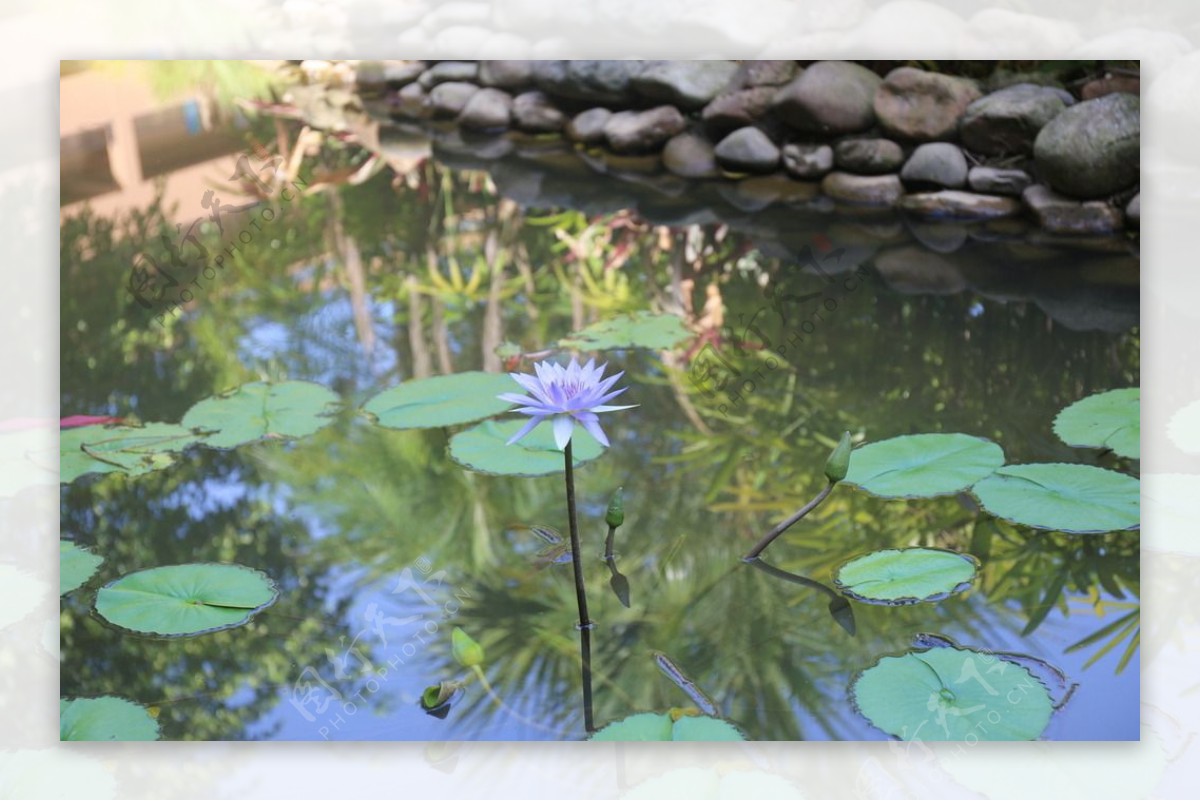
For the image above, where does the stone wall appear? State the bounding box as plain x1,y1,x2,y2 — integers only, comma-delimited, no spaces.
353,60,1140,235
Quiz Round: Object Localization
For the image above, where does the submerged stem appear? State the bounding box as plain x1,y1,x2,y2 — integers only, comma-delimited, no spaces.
742,480,835,561
564,440,595,734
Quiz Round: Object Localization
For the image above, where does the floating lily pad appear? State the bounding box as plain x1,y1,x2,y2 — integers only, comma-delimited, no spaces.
852,646,1055,741
363,372,519,430
558,311,691,351
448,419,604,476
181,381,340,449
60,541,103,595
971,463,1139,533
834,548,979,605
61,423,206,483
60,697,160,741
1054,388,1139,459
590,713,746,741
95,563,278,637
843,433,1005,498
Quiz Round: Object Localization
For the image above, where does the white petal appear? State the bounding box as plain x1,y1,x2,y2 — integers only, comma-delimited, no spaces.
592,404,638,413
552,415,574,450
579,415,610,447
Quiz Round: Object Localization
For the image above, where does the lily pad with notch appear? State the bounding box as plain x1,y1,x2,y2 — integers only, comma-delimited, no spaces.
60,696,160,741
834,548,979,605
363,372,520,430
851,643,1057,741
60,541,103,595
971,463,1139,533
589,712,746,741
95,563,278,637
1053,388,1139,459
181,381,341,449
843,433,1004,498
61,422,209,483
557,311,692,352
448,419,604,476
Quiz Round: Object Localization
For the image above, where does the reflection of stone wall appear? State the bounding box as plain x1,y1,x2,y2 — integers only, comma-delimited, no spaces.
355,60,1141,235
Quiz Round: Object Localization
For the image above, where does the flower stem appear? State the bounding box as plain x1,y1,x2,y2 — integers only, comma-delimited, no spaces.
604,525,617,562
563,440,595,734
742,480,835,561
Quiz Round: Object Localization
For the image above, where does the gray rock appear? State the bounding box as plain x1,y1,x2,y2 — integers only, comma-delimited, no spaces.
511,91,565,132
733,60,800,88
782,143,834,179
874,246,966,294
1022,185,1125,234
905,220,969,254
901,143,968,188
382,60,427,87
633,60,740,109
968,167,1032,196
419,61,479,89
533,60,642,104
960,84,1068,155
662,133,720,179
1033,93,1140,199
771,61,882,135
897,190,1022,220
603,106,686,153
428,82,480,117
713,127,780,173
392,82,431,118
1126,193,1140,228
834,138,904,174
566,108,613,145
479,60,533,89
701,88,776,138
458,88,512,130
874,67,983,141
820,172,904,206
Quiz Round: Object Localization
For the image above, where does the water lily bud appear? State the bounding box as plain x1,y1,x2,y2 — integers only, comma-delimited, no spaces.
605,487,625,528
824,431,853,483
420,681,456,711
451,626,485,668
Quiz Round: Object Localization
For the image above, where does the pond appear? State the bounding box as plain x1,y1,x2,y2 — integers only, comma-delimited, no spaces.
59,68,1139,742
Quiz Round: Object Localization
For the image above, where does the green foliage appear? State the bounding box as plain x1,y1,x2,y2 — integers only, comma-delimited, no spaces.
60,541,103,595
95,564,278,636
61,423,210,484
844,433,1005,499
972,464,1140,534
833,548,979,605
448,419,604,476
558,311,692,352
589,712,746,741
60,697,160,741
1053,388,1139,459
181,381,341,449
363,372,519,430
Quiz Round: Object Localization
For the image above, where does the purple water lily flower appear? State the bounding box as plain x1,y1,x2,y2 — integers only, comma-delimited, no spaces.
498,357,636,449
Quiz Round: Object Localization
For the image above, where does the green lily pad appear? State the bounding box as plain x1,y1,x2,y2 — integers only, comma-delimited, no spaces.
448,419,604,476
181,381,340,449
834,548,979,605
844,433,1005,498
971,463,1139,533
60,697,160,741
590,713,746,741
60,541,103,595
61,423,207,483
1054,388,1139,459
363,372,519,430
558,311,692,351
852,646,1055,741
95,563,278,637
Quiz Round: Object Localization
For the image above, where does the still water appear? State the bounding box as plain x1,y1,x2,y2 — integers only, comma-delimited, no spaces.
59,76,1139,741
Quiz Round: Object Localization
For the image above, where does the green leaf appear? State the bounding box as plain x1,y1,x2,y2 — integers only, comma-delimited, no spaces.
60,697,160,741
181,381,340,449
1054,388,1139,459
363,372,520,430
971,463,1139,533
60,541,103,595
61,423,207,483
448,419,604,476
843,433,1004,498
95,564,278,637
589,713,746,741
852,646,1055,741
451,627,485,667
558,311,692,351
834,548,979,605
